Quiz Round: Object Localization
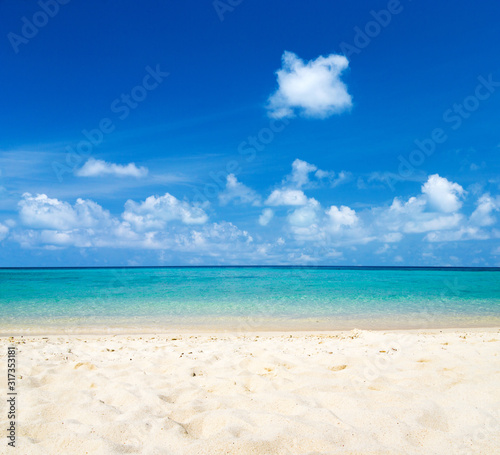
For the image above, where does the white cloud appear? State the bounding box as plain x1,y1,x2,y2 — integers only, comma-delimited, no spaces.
285,200,370,246
425,227,490,242
13,192,262,258
172,222,253,253
258,208,274,226
6,166,500,264
0,223,8,241
123,193,208,230
287,159,317,188
219,174,261,206
404,213,464,234
382,232,403,243
76,158,148,178
19,193,77,230
329,170,352,188
422,174,465,213
288,199,320,227
267,51,352,119
419,193,500,243
287,199,324,242
282,159,350,189
265,189,308,206
375,244,390,254
380,195,463,234
369,175,500,244
325,205,358,232
373,175,468,238
470,193,499,227
14,192,212,250
18,193,112,230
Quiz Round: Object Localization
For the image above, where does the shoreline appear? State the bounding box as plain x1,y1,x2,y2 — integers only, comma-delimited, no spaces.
2,325,500,337
2,316,500,336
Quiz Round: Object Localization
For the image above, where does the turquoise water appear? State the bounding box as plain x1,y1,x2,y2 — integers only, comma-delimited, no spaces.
0,267,499,332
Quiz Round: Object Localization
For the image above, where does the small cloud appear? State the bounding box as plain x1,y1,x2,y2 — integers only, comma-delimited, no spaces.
219,174,261,206
259,208,274,226
287,159,317,188
382,232,403,243
265,189,308,206
76,158,148,178
325,205,358,232
267,51,352,119
330,170,352,188
282,159,350,189
469,193,499,227
288,199,320,228
0,223,8,241
375,244,390,254
123,193,208,229
424,227,489,242
422,174,465,213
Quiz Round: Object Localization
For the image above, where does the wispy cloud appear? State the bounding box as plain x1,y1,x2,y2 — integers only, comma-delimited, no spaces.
76,158,148,178
218,174,261,206
0,223,8,241
258,208,274,226
282,159,351,189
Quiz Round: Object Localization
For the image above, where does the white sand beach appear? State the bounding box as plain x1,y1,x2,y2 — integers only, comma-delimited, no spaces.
1,328,500,454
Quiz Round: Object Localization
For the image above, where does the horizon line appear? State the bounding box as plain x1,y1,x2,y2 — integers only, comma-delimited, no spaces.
1,265,499,270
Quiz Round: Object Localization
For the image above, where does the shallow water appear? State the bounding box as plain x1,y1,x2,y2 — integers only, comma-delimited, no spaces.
1,267,499,332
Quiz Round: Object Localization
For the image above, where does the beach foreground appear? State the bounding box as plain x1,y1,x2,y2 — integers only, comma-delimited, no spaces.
1,329,499,454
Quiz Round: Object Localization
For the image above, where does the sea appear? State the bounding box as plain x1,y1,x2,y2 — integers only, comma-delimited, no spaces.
1,267,499,334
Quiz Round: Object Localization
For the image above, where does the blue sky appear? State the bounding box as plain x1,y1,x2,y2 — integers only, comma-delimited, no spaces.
0,0,499,266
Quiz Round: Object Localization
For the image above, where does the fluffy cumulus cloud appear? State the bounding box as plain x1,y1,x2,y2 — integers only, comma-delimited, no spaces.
265,189,309,206
267,51,352,119
19,193,113,230
14,192,210,249
265,172,498,251
287,199,324,243
122,193,208,230
76,158,148,178
422,174,465,213
281,195,371,246
5,162,500,265
288,199,320,228
380,196,464,234
370,175,500,245
172,222,253,253
218,174,261,206
325,205,358,232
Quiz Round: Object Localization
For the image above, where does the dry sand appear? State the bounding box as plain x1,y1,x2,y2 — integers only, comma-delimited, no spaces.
1,329,499,454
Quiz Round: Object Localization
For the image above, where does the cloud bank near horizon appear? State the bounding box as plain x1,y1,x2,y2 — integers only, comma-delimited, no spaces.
2,159,498,266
